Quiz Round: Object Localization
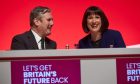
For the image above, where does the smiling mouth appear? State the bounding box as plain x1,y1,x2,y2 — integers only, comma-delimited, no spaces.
48,25,53,28
48,27,51,29
91,24,98,28
47,26,52,29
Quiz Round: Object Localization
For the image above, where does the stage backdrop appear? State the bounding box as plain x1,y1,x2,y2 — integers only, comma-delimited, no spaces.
0,0,140,50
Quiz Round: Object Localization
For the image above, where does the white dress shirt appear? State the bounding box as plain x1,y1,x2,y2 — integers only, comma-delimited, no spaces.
31,30,45,49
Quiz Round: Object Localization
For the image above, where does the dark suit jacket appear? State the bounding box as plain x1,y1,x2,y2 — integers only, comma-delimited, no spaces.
11,30,57,50
78,29,126,48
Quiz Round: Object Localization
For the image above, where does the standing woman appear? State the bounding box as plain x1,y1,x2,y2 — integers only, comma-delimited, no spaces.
78,6,126,48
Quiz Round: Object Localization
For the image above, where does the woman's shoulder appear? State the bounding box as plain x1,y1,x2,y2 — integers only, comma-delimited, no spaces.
79,34,90,42
103,29,122,38
104,29,121,35
105,29,120,33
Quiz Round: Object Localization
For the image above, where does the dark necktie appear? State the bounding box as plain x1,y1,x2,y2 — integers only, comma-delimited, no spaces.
41,38,45,49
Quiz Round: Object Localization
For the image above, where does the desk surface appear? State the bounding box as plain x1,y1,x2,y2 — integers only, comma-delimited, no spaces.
0,48,140,60
0,48,140,84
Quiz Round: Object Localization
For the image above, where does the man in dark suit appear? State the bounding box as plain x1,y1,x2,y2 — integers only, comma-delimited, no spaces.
11,6,56,50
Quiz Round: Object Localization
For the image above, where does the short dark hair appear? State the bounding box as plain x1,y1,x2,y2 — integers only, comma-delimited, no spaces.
82,6,109,33
30,6,51,27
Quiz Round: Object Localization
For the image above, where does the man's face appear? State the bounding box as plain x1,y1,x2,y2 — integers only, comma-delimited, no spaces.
35,12,54,37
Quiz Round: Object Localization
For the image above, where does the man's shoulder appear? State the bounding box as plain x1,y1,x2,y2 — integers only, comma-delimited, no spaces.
13,30,32,38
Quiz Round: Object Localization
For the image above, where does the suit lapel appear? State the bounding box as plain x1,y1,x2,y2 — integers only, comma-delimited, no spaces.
27,31,38,49
45,37,49,49
26,31,55,49
44,37,53,49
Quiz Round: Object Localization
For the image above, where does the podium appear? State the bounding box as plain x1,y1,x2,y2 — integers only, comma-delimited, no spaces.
0,48,140,84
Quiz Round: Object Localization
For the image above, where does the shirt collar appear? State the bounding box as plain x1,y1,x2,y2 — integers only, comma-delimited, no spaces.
31,29,42,43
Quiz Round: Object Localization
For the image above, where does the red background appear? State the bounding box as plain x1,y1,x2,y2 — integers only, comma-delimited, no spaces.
0,0,140,50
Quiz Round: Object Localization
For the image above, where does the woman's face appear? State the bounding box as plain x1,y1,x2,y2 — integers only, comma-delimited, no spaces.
87,14,101,33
